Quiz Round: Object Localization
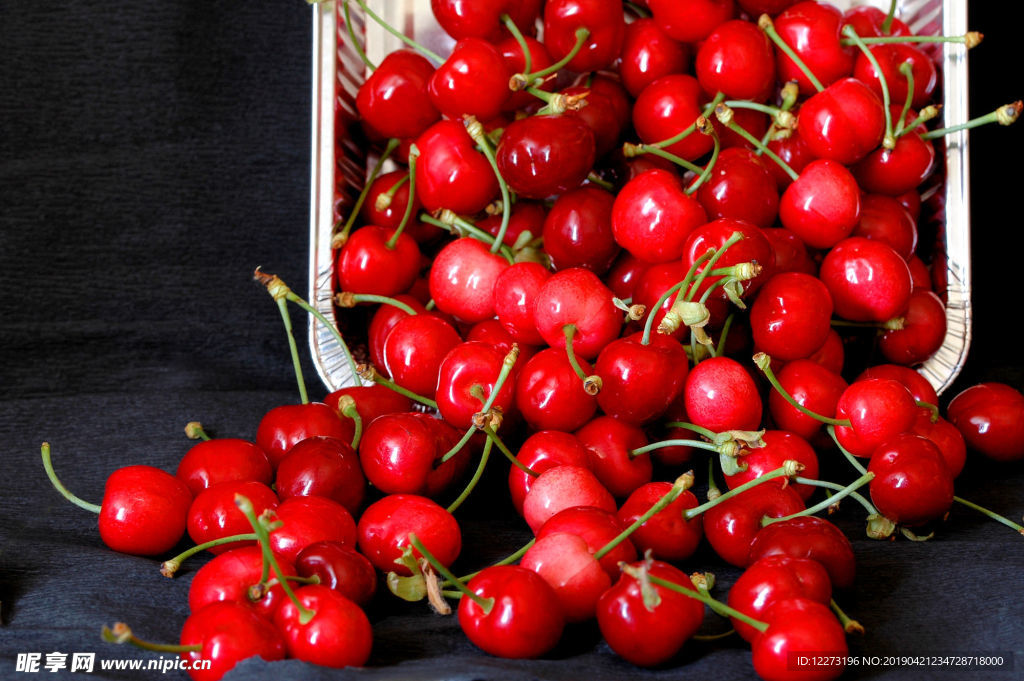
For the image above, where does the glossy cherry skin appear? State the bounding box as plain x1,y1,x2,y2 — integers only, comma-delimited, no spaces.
703,483,806,567
295,540,377,607
542,186,619,274
497,34,553,112
765,128,816,191
520,532,610,622
841,6,912,38
739,0,799,14
357,493,461,575
616,482,703,561
188,546,295,621
726,430,820,501
751,272,834,362
684,217,776,303
773,2,855,94
649,396,697,466
536,505,637,579
833,377,918,457
696,147,780,229
868,433,954,526
532,267,621,360
612,168,708,263
768,359,847,441
383,313,462,399
684,356,763,433
632,74,714,162
798,77,885,165
596,560,706,667
180,601,287,681
946,383,1024,462
522,464,617,533
336,225,421,298
879,289,946,365
696,20,775,101
647,0,734,43
909,407,966,478
543,0,625,73
355,50,439,141
856,363,937,406
366,294,429,371
275,436,365,515
268,496,357,564
779,160,862,251
515,348,599,432
853,131,936,196
509,431,591,515
619,18,690,98
854,43,937,110
431,0,541,42
595,331,688,426
747,515,856,589
575,416,653,499
459,565,566,658
630,260,692,341
324,384,414,434
752,597,848,681
605,251,649,300
496,114,596,199
360,170,426,238
437,341,518,430
727,554,832,643
187,480,278,554
562,80,630,160
274,585,372,668
428,38,511,121
359,412,467,497
852,193,918,260
176,439,272,497
414,119,498,214
493,262,550,346
429,237,509,324
97,466,192,556
255,402,349,469
819,237,912,323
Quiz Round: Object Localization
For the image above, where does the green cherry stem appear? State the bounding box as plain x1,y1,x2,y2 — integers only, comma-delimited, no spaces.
593,472,694,561
482,426,538,477
356,363,436,409
839,32,983,47
793,476,878,516
662,421,720,441
623,142,706,175
895,61,915,134
334,291,418,316
409,533,493,613
336,395,364,450
420,211,516,264
646,573,769,634
827,425,870,476
715,104,799,181
685,117,721,196
755,353,851,427
386,147,418,249
335,137,400,247
352,0,444,64
953,496,1024,536
446,435,493,514
758,81,800,151
255,270,308,404
501,13,532,75
631,439,735,458
102,622,201,653
758,14,825,92
184,421,211,441
644,91,727,151
880,0,898,34
683,231,746,304
920,101,1023,140
707,457,722,500
513,28,590,89
843,25,895,149
563,325,602,395
160,533,260,577
40,443,101,514
830,598,865,634
441,345,521,464
715,312,735,357
687,462,804,521
463,116,511,254
446,537,537,588
762,471,875,527
342,0,376,72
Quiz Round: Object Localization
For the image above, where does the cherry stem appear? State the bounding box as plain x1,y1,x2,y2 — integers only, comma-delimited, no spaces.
420,212,516,264
517,28,589,87
895,61,915,134
594,473,693,560
758,81,800,151
843,25,896,149
380,171,409,205
185,421,211,441
337,137,400,244
758,14,825,92
793,476,878,516
953,496,1024,536
723,99,787,119
587,172,615,191
341,0,375,72
920,101,1023,139
441,345,520,464
446,538,537,588
687,463,802,521
840,33,982,47
335,292,418,316
829,317,903,330
642,92,726,152
685,117,721,196
386,148,417,249
646,574,769,633
356,363,436,408
916,400,940,422
352,0,444,65
160,533,260,578
715,312,735,358
763,471,875,527
827,425,870,475
446,436,493,514
707,457,722,500
631,439,732,458
337,396,364,450
754,353,852,427
628,143,706,175
663,421,719,441
463,116,511,255
101,623,201,654
501,14,532,75
236,494,316,624
482,426,538,477
271,289,308,404
408,533,493,613
40,442,102,514
624,1,650,18
881,0,898,34
641,251,714,346
562,325,586,382
896,105,941,136
716,104,799,181
683,231,745,304
257,269,362,388
830,598,866,635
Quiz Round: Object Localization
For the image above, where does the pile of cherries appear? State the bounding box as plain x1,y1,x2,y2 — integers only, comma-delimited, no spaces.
40,0,1024,680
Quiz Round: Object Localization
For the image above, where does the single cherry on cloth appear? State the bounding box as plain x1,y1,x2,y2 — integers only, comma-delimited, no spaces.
725,431,820,501
747,515,856,589
946,383,1024,463
595,331,688,426
522,464,617,533
696,19,776,102
335,225,421,298
413,119,498,215
358,412,468,497
255,402,350,469
357,493,461,575
382,312,462,399
179,601,287,681
616,481,703,561
494,262,551,347
696,147,780,229
273,584,373,668
428,237,509,324
186,480,278,555
508,431,592,515
612,168,708,263
458,565,566,658
768,360,847,441
542,0,625,73
295,541,377,607
727,554,832,643
702,483,806,567
428,37,512,121
187,546,296,621
684,356,763,433
819,236,912,324
752,597,848,681
355,49,439,141
779,159,862,251
542,186,620,274
275,436,365,515
797,77,885,165
515,348,599,433
95,465,193,556
618,17,690,97
532,267,621,360
176,438,273,496
596,559,706,667
772,1,855,94
267,496,357,564
750,272,833,362
833,377,918,457
632,74,715,162
575,416,653,499
647,0,735,43
879,289,947,365
495,114,596,200
868,433,954,527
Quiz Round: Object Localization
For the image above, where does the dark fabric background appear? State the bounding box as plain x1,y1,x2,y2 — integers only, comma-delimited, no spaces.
2,2,1022,680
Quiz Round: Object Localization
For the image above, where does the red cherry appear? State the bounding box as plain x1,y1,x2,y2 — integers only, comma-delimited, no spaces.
630,260,692,341
430,0,542,42
429,237,509,324
176,439,272,497
632,74,714,161
907,255,932,290
856,363,937,406
806,327,845,375
725,431,820,501
739,0,799,14
779,159,862,251
696,20,776,101
295,540,377,607
683,218,776,304
519,532,610,621
575,415,653,499
536,505,637,578
612,168,708,263
649,396,698,466
841,6,912,39
413,119,498,215
366,294,429,371
853,130,936,196
750,272,834,362
616,482,703,561
562,81,630,159
323,384,414,432
773,2,855,94
618,18,690,98
336,225,421,298
382,313,462,399
355,50,439,141
360,170,426,238
515,348,599,432
868,433,954,526
494,262,551,346
852,193,918,260
522,464,617,533
275,436,365,515
768,359,847,441
751,597,848,681
647,0,734,43
909,407,966,478
458,565,566,658
428,38,512,121
532,267,621,360
711,106,771,152
255,402,349,469
273,584,372,668
696,147,780,229
833,377,918,457
747,515,856,589
436,341,517,430
605,251,649,300
854,43,937,110
187,480,278,555
727,554,832,642
702,483,806,567
819,236,912,323
765,128,816,190
508,431,592,515
180,601,286,681
542,186,620,274
358,412,468,497
946,383,1024,462
495,114,596,199
188,546,296,620
684,356,763,433
797,77,885,164
97,465,192,556
479,199,548,248
595,331,688,426
357,493,461,575
542,0,625,73
267,496,357,564
878,289,946,365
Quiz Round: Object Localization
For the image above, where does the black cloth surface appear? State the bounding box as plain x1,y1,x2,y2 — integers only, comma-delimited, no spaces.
2,2,1023,680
